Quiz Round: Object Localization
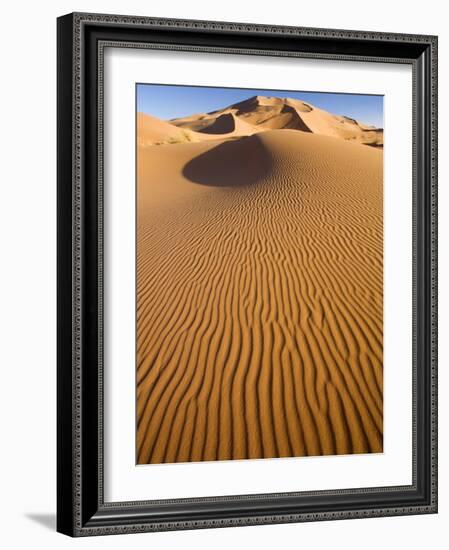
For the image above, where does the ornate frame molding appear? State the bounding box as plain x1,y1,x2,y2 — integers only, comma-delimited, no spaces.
57,12,437,537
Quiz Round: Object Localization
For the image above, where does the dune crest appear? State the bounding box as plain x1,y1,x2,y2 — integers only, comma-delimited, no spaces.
198,112,260,136
137,112,192,146
163,94,383,147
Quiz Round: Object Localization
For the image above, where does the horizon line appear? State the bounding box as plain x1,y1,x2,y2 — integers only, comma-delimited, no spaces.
136,83,384,128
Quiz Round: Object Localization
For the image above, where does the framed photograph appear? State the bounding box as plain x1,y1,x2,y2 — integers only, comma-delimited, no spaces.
57,12,438,536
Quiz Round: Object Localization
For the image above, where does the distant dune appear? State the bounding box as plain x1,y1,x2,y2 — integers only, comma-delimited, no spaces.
137,112,190,146
136,119,383,464
137,112,223,146
198,112,260,136
166,95,383,147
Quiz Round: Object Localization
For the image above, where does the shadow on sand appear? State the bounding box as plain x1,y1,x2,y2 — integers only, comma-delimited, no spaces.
182,135,272,187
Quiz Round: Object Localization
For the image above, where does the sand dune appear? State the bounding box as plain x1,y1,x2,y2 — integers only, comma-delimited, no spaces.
168,95,383,147
136,128,383,464
137,113,226,147
137,112,192,146
198,112,260,136
140,95,383,148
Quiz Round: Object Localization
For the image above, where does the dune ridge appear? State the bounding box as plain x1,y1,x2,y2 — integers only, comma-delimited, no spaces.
136,129,383,464
166,95,383,147
137,112,191,146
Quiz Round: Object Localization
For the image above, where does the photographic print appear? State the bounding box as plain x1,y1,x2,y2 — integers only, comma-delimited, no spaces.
136,84,384,465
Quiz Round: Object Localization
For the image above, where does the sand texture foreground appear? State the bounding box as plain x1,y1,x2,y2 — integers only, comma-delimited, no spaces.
136,99,383,464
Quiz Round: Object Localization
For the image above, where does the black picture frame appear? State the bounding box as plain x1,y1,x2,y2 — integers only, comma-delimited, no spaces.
57,12,438,537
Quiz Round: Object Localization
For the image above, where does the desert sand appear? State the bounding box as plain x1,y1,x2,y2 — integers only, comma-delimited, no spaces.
136,96,383,464
169,95,383,146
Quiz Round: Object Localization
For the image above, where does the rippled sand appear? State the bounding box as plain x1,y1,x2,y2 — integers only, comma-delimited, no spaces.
136,128,383,464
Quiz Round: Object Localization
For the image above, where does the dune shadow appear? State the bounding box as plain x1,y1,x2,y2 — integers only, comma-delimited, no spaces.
199,113,236,134
182,135,272,187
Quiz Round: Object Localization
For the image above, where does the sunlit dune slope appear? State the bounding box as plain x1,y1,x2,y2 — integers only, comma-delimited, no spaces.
167,95,383,147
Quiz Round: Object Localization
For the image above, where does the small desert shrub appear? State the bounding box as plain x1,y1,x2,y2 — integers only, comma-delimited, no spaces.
155,130,195,146
161,130,193,145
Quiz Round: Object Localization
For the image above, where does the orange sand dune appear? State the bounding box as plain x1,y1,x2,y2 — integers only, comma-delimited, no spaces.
136,129,383,464
169,95,383,147
137,113,221,147
198,112,260,136
137,112,190,146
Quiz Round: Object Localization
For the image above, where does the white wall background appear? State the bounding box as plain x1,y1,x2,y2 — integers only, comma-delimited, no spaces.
0,1,446,547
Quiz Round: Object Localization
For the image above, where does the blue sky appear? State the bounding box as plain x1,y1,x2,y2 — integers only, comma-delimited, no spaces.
137,84,384,128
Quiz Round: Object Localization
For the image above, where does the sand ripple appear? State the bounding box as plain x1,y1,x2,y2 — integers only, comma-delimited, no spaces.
136,130,383,464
